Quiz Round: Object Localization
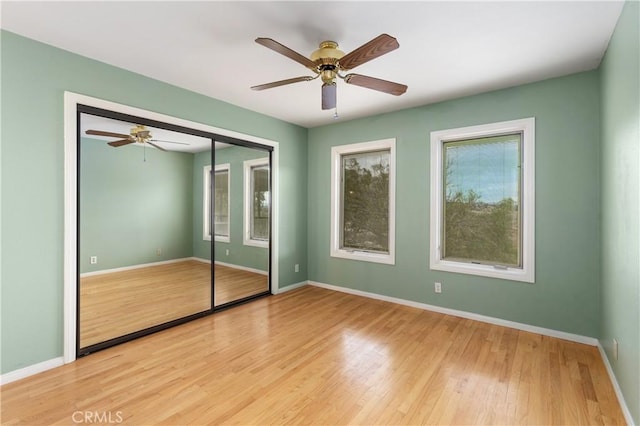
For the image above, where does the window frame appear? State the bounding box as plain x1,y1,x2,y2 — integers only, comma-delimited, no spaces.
330,138,396,265
243,157,270,248
429,118,535,283
203,163,230,243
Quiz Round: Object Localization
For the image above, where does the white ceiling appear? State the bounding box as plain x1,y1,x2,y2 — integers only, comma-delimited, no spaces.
2,1,624,128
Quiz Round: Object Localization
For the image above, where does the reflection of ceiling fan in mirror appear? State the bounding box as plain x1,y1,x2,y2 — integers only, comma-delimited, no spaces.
85,125,188,152
251,33,408,110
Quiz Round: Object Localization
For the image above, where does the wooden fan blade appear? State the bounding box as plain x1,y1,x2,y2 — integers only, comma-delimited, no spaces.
322,83,336,110
146,141,167,152
338,34,399,71
344,73,407,96
86,129,131,138
107,139,135,147
255,38,318,71
251,76,316,91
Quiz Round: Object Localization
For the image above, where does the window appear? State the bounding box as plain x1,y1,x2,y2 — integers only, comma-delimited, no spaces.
330,139,396,265
243,158,270,247
430,118,535,282
203,164,230,242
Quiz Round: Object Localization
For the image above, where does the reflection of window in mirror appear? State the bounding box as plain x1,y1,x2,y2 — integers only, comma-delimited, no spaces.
243,158,269,247
203,164,231,242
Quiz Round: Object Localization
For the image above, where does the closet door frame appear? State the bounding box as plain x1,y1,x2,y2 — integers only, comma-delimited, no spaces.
63,92,279,362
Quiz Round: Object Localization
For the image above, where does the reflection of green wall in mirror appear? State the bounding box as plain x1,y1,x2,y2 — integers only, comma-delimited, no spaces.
80,138,194,273
192,146,269,272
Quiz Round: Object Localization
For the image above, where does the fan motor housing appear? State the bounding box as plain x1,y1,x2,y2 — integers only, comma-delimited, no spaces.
310,41,344,66
311,41,344,84
130,125,151,142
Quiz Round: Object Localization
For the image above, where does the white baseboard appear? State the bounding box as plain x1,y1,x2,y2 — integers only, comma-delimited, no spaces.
275,280,308,294
209,259,269,275
83,257,269,278
0,357,64,386
597,342,636,426
80,257,194,278
308,281,598,346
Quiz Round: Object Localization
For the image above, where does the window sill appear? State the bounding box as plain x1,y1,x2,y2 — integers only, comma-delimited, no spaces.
214,236,230,243
331,248,395,265
430,259,534,283
243,238,268,248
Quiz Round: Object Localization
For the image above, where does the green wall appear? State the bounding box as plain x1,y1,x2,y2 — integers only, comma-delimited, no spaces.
80,138,194,273
308,71,602,338
192,146,269,272
0,30,308,374
599,1,640,423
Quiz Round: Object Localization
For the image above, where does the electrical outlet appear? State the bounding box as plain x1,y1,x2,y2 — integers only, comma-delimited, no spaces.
225,249,229,256
434,282,442,293
156,248,162,256
295,264,299,273
613,339,619,360
90,256,98,264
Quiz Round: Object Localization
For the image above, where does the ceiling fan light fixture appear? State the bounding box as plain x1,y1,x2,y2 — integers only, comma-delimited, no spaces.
321,82,337,110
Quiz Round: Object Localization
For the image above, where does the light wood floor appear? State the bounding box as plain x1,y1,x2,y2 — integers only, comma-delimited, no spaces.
214,263,268,305
80,260,267,347
3,286,625,425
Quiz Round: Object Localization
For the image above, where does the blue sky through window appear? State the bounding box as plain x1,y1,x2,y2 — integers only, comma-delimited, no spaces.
444,136,520,204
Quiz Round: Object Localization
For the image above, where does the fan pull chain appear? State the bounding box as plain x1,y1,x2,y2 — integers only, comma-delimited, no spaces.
143,144,147,162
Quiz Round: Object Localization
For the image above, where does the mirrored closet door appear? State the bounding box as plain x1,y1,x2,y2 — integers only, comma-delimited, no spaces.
209,144,271,307
77,107,272,356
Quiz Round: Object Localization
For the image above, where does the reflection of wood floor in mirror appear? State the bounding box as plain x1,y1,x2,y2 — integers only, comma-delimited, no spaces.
80,260,267,348
214,263,269,306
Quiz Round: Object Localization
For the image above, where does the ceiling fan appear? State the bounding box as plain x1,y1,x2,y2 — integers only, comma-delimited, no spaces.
251,33,408,110
85,125,188,151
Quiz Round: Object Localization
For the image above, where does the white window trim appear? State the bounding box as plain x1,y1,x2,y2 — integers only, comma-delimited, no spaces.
243,157,270,248
330,138,396,265
203,165,212,241
204,164,230,243
429,117,535,283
